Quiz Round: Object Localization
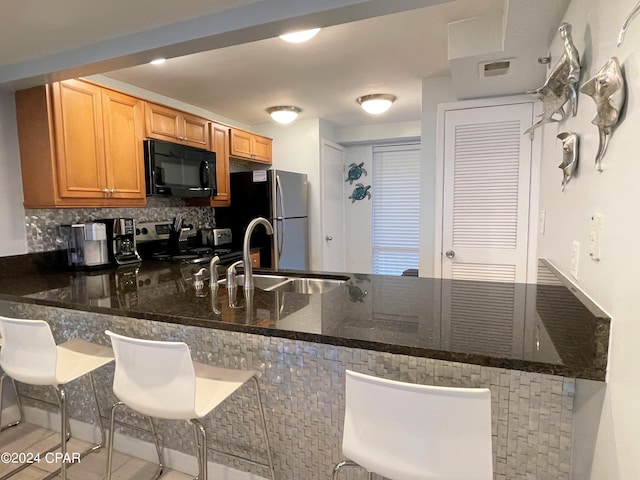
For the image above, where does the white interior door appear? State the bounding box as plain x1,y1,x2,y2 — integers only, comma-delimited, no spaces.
441,102,534,283
321,140,345,272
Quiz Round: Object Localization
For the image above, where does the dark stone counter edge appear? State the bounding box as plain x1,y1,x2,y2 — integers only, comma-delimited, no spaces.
0,293,606,382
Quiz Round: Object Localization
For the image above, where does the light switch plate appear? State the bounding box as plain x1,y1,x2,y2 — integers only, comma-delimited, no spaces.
539,210,546,235
590,214,602,261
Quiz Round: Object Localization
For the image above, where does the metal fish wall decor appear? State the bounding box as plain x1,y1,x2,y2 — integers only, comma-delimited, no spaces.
579,57,625,172
557,132,579,191
525,23,581,134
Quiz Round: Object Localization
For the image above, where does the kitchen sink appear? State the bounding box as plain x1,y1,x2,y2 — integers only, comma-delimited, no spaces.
232,274,290,290
220,272,349,294
265,277,346,294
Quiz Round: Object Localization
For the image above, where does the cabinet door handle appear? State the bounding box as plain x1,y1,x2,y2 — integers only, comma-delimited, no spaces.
445,250,455,259
110,189,116,194
102,188,109,195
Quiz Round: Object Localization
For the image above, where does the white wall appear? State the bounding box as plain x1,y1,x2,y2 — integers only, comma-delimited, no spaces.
344,145,373,273
253,118,326,271
0,91,27,256
419,76,457,277
339,120,422,274
537,0,640,478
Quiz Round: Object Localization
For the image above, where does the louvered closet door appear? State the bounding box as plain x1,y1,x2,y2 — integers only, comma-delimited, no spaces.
442,102,533,283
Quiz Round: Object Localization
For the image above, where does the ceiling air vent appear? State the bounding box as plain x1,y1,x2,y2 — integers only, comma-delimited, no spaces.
480,60,511,77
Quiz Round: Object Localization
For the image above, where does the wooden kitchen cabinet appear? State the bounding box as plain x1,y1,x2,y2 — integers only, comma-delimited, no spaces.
210,122,231,206
229,128,272,164
185,122,231,208
145,102,210,149
15,79,146,208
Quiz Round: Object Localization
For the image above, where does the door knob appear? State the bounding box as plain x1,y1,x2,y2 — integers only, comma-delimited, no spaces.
445,250,455,259
325,236,333,241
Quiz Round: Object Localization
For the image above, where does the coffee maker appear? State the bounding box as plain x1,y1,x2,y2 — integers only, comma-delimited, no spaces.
61,223,110,269
98,218,141,265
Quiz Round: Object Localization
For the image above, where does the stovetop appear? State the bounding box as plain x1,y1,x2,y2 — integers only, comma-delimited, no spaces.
136,221,243,265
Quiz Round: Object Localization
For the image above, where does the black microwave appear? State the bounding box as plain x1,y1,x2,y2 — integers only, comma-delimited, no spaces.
144,139,216,198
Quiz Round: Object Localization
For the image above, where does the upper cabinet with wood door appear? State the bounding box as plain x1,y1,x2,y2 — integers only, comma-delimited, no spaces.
185,121,231,208
15,79,146,208
229,128,272,164
145,102,210,150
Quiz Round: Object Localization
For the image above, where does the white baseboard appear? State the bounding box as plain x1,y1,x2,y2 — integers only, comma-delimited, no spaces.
23,406,267,480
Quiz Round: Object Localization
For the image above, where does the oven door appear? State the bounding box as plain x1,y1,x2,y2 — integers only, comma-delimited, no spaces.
145,139,216,197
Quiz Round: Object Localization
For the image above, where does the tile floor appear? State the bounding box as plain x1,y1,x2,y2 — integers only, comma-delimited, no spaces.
0,423,191,480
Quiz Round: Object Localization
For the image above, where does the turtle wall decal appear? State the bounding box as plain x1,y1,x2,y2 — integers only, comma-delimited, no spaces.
349,183,371,203
345,163,367,184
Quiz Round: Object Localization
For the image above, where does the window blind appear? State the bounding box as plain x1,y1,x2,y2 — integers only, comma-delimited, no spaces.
372,145,421,275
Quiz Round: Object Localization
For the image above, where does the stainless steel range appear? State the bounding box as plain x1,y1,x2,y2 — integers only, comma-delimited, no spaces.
135,221,243,265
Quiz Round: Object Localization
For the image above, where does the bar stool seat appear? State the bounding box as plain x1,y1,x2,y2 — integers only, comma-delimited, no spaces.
333,370,493,480
0,316,114,480
105,330,275,480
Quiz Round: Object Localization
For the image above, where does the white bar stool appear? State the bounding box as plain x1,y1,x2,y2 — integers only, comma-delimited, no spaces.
332,370,493,480
0,316,114,480
105,330,276,480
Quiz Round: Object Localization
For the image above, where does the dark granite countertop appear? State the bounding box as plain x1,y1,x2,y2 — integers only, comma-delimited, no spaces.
0,252,610,380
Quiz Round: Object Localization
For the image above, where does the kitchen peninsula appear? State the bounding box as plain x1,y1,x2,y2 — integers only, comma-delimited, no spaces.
0,252,609,480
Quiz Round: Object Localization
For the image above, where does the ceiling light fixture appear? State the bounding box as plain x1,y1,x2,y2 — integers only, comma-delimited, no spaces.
356,94,397,115
267,106,301,124
279,28,321,43
150,58,166,65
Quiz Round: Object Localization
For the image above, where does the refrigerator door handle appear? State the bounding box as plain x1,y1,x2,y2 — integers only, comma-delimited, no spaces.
276,175,285,258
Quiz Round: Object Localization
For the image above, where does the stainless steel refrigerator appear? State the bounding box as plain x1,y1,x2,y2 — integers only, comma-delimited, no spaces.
216,170,309,270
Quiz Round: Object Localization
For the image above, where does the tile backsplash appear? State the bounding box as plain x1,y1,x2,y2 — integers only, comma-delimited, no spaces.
24,196,215,253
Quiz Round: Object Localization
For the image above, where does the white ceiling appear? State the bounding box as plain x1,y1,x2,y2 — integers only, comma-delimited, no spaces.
2,0,569,129
0,0,261,67
103,0,504,128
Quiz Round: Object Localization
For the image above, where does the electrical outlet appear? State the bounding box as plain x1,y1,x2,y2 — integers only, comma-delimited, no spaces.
571,241,580,278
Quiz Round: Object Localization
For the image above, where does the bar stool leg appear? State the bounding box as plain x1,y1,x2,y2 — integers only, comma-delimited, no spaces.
87,372,106,449
10,379,25,429
191,419,207,480
0,375,24,432
107,403,164,480
55,386,69,480
251,376,276,480
332,460,361,479
147,416,164,480
106,402,124,480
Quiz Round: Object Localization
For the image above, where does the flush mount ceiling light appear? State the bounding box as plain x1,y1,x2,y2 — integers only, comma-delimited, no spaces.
356,94,397,115
279,28,321,43
150,58,166,65
267,106,301,124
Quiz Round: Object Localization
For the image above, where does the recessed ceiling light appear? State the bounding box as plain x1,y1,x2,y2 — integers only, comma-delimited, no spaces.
150,58,166,65
279,28,321,43
267,106,302,124
356,94,397,115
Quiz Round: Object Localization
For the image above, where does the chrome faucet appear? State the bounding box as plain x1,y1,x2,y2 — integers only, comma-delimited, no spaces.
243,217,274,290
